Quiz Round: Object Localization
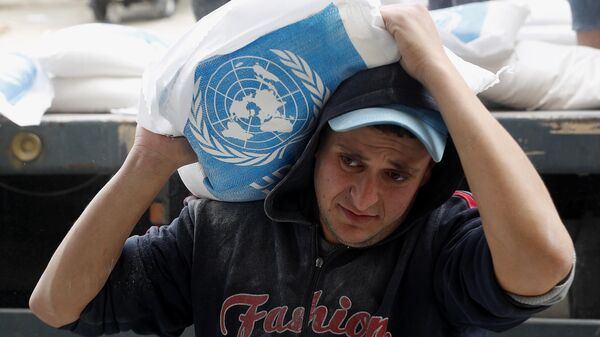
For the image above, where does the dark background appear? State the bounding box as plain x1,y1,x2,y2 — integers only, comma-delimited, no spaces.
1,173,599,318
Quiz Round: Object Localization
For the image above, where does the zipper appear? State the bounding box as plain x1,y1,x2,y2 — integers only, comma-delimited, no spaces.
298,226,321,337
299,225,345,337
315,257,324,268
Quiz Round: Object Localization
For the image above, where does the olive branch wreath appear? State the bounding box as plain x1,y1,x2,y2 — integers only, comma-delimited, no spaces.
188,49,330,167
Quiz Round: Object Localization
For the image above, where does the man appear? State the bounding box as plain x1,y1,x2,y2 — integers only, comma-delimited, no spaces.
568,0,600,48
30,5,574,337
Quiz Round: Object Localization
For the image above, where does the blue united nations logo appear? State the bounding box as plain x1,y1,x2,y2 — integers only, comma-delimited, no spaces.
189,49,330,167
207,56,307,150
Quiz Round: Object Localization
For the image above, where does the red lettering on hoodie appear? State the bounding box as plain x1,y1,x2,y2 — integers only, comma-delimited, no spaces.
220,291,392,337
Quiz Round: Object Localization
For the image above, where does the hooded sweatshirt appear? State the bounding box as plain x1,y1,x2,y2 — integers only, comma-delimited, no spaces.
63,64,549,337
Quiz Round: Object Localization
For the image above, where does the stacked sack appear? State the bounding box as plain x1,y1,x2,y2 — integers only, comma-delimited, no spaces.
35,23,169,113
509,0,576,45
138,0,500,201
0,53,53,126
430,1,530,69
432,1,600,111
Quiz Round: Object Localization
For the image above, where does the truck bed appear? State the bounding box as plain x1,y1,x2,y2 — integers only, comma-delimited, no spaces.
3,110,600,175
1,110,599,336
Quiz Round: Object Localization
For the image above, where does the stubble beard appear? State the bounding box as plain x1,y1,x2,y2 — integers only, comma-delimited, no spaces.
319,209,384,248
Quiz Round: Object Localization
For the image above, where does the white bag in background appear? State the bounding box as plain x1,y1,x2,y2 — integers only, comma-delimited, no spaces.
49,77,141,113
139,0,499,201
431,1,530,64
503,0,576,45
503,0,577,45
517,24,576,45
0,53,54,126
480,40,600,110
35,23,170,78
500,0,571,26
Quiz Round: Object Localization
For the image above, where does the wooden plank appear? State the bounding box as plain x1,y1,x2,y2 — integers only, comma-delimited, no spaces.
0,114,136,174
2,111,600,174
493,111,600,174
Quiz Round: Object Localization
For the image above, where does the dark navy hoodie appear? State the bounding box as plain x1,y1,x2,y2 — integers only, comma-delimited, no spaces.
62,64,547,337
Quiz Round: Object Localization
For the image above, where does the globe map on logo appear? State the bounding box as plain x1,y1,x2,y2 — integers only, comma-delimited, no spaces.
204,56,310,152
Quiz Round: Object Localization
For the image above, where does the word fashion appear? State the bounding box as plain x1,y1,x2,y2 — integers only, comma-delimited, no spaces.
220,291,392,337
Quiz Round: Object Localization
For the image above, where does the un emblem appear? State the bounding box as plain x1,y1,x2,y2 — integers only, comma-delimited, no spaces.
189,49,330,166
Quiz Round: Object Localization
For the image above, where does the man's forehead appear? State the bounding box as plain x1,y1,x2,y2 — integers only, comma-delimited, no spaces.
325,127,431,166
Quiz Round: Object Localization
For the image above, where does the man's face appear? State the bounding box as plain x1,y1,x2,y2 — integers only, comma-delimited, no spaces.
314,126,433,248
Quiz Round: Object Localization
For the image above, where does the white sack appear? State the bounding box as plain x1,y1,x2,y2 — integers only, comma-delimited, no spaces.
503,0,575,45
500,0,571,26
138,0,499,201
35,23,169,78
431,2,530,64
49,77,141,113
480,40,600,110
0,53,53,126
517,24,576,45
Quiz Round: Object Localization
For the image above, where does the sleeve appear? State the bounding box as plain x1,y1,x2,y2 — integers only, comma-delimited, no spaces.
432,194,550,333
508,253,576,307
59,204,198,337
569,0,600,31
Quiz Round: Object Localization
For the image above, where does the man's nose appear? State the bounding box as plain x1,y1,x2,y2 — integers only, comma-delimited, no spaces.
350,174,379,211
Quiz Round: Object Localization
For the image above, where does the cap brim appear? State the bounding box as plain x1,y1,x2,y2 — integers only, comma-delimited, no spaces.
328,105,448,162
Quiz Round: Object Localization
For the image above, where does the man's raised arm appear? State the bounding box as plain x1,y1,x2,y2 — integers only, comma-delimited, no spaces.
381,4,574,296
29,127,196,327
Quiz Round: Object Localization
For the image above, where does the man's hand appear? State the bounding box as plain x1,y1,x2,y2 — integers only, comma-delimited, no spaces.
130,126,197,174
380,4,452,88
380,4,574,297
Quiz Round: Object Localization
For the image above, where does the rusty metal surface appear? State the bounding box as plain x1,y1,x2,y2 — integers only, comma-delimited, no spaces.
1,111,600,174
0,114,136,174
493,111,600,174
491,318,600,337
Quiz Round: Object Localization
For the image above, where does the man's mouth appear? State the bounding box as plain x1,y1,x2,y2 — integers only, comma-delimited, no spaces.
339,205,377,223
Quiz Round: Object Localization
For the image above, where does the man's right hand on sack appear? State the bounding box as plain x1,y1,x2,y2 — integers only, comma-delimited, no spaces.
380,4,452,90
131,126,197,175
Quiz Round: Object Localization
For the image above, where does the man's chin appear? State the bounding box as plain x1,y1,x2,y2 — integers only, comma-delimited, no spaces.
321,216,382,247
333,228,382,248
340,237,379,248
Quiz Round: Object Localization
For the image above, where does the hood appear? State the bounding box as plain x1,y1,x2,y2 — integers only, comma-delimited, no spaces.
264,63,465,230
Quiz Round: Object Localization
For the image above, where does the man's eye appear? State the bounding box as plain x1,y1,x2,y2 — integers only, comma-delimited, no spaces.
386,171,407,182
340,155,359,168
